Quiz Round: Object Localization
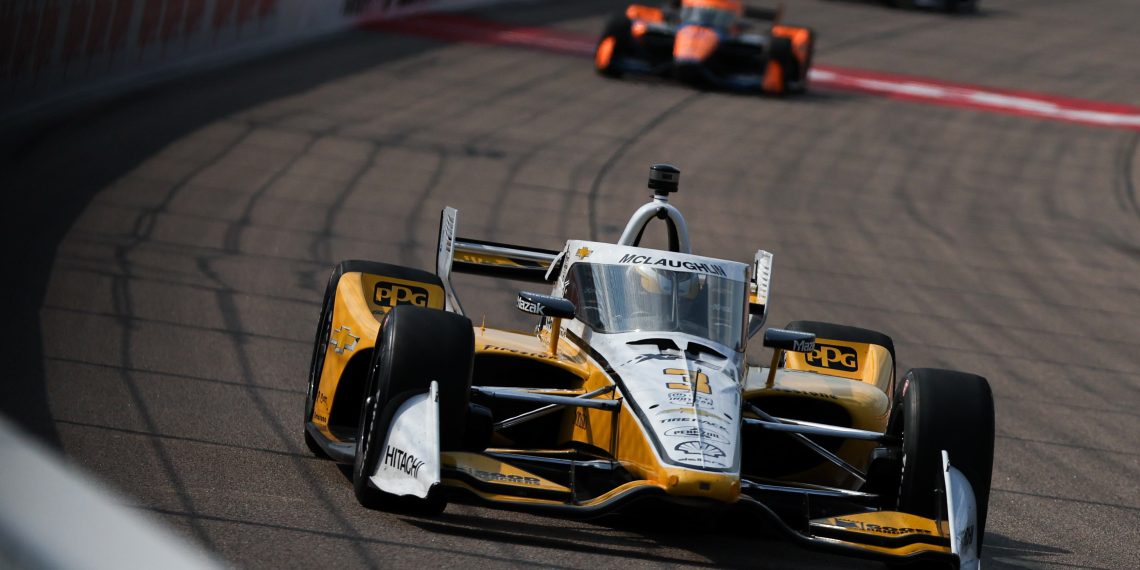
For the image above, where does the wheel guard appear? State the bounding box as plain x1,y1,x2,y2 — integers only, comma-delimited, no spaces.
370,381,441,498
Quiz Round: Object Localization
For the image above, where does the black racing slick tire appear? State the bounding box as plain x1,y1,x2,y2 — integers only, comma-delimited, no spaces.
305,260,445,457
897,368,994,552
304,262,349,457
352,305,474,513
595,17,630,78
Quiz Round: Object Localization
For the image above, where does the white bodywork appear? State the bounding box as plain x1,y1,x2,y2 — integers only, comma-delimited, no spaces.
552,240,750,472
371,381,441,498
943,450,981,570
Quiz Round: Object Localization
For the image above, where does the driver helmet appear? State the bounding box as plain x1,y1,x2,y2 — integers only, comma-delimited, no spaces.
636,265,703,300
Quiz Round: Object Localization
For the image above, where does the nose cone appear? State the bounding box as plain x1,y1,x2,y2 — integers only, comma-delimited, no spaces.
613,350,741,472
673,25,718,64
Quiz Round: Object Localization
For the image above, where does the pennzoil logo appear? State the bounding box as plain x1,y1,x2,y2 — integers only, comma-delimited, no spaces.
374,280,431,309
806,343,858,372
664,426,727,442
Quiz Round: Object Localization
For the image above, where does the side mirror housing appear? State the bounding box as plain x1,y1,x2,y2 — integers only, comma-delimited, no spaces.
762,328,816,389
762,328,816,353
516,292,576,319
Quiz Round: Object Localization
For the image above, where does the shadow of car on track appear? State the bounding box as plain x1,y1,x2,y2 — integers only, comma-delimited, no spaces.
981,532,1073,569
395,505,881,569
820,0,1018,19
599,71,864,104
337,464,1069,569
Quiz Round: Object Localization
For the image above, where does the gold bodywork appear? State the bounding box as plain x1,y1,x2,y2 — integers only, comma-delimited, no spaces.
311,271,445,438
306,263,952,562
744,341,894,488
311,269,896,497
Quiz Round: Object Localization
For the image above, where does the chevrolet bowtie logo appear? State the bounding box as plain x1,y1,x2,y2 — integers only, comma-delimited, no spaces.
575,247,592,259
329,325,359,354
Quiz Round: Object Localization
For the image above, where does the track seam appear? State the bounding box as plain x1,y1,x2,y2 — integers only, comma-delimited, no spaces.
587,93,700,241
1116,131,1140,217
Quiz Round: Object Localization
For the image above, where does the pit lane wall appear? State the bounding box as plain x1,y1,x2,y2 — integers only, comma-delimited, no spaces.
0,415,224,569
0,0,510,123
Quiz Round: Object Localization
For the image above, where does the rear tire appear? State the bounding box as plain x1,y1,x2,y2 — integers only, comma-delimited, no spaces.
768,33,815,95
352,305,474,514
897,368,994,552
789,29,815,94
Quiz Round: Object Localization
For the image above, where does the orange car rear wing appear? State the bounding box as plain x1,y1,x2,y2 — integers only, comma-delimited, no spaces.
744,4,783,23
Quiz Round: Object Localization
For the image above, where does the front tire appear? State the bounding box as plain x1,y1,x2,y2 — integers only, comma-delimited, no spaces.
897,368,994,552
352,305,474,514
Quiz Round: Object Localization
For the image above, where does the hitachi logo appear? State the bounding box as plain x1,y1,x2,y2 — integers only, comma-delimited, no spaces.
384,445,425,478
617,254,728,276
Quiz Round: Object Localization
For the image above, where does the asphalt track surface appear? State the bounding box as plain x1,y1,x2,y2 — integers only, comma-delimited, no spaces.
2,0,1138,568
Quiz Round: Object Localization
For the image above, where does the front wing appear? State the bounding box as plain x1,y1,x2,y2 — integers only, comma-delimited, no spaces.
373,438,975,568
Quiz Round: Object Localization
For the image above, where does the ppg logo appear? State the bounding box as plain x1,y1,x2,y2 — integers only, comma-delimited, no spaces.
374,281,429,308
806,343,858,372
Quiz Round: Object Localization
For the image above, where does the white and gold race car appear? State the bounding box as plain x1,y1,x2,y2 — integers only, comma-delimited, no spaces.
302,164,994,569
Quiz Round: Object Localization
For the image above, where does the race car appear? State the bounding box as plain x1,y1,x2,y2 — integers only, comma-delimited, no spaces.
594,1,815,94
302,164,994,569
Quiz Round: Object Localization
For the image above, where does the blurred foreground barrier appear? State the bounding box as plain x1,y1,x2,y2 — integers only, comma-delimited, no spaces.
0,414,223,569
0,0,508,123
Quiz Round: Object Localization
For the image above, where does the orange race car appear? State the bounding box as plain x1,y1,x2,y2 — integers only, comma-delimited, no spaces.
595,0,814,94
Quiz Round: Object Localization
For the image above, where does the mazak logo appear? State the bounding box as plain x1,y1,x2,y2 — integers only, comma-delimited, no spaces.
806,343,858,372
793,339,816,353
674,441,726,458
374,281,430,309
516,297,539,314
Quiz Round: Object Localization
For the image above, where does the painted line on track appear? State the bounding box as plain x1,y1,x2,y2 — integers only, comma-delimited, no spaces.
363,14,1140,132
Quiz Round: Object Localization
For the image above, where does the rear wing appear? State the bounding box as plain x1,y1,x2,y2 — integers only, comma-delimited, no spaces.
436,207,559,315
744,5,783,23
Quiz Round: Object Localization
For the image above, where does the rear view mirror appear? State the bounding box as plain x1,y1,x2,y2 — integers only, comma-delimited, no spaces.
516,292,575,319
763,328,817,353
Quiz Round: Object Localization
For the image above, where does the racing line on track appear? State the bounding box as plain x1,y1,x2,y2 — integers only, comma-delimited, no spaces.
362,13,1140,132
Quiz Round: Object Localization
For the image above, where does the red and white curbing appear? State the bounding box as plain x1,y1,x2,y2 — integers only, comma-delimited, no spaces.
368,13,1140,133
809,66,1140,131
